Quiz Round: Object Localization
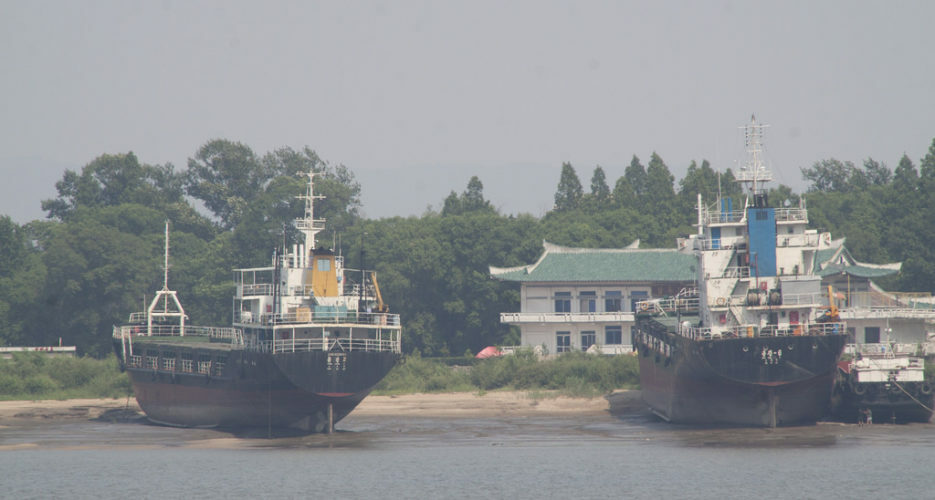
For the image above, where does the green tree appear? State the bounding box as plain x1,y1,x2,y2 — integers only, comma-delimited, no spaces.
0,217,47,346
42,153,185,220
554,162,583,211
185,140,268,230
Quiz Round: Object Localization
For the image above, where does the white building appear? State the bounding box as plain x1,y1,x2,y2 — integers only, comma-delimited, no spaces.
489,240,695,355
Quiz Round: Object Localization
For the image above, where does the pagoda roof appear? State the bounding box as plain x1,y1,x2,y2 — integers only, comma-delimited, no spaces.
489,241,696,283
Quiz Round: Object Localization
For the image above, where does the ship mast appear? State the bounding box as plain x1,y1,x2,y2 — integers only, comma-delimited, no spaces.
146,221,186,336
295,172,327,254
735,114,773,199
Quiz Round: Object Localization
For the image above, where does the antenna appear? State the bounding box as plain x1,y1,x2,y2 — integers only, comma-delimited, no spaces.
735,114,773,195
295,171,326,251
163,220,170,291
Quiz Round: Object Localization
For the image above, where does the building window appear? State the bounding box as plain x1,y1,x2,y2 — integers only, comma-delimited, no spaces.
864,326,880,344
556,332,571,353
579,291,596,313
581,331,596,351
604,291,622,312
605,326,622,345
554,292,571,313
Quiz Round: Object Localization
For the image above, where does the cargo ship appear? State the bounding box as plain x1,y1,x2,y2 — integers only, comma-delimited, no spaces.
831,343,933,423
633,116,847,427
113,172,401,433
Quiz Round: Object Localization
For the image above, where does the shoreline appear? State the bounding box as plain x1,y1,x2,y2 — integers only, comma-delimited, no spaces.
0,390,642,425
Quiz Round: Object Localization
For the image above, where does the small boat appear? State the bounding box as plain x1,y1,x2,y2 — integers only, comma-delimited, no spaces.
831,343,934,423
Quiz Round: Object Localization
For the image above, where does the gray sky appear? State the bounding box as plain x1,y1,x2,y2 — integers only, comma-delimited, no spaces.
2,1,933,223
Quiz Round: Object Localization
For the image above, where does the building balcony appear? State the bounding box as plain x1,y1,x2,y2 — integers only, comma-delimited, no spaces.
500,312,635,324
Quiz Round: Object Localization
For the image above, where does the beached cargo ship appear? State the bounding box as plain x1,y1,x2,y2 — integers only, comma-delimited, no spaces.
113,172,401,433
633,116,847,427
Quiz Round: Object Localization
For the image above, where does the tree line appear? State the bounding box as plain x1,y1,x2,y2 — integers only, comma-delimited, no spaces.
1,138,934,356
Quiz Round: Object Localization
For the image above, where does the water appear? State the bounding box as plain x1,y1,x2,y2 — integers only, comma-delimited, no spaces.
2,408,934,499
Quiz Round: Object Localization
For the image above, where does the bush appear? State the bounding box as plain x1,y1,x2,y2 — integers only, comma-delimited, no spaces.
0,352,130,400
374,350,639,396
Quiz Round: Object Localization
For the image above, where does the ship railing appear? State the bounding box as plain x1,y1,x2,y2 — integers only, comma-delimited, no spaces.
845,343,933,357
698,236,745,251
776,233,820,247
838,291,935,311
636,297,700,316
704,210,745,224
720,266,751,279
241,310,401,328
240,283,274,296
779,292,823,306
112,324,245,346
774,208,808,222
681,321,846,341
245,337,402,354
295,219,327,232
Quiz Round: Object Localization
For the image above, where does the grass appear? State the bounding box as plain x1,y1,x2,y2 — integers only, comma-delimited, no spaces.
0,352,131,401
373,349,640,397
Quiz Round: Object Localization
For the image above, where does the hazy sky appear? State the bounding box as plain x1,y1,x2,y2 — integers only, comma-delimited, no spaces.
2,1,933,223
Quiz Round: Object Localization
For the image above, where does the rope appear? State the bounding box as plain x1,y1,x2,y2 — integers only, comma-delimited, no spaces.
892,380,934,414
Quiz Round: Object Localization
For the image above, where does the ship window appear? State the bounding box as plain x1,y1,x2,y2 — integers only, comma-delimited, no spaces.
198,354,212,374
604,291,622,312
605,326,622,345
556,332,571,353
554,292,571,313
317,258,331,271
580,331,596,351
864,327,880,344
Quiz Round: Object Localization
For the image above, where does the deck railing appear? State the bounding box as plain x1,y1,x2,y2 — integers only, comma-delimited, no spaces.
113,324,244,345
680,321,846,341
234,310,401,328
244,336,402,354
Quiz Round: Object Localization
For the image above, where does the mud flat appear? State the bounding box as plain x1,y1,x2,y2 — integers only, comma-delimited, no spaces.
0,390,640,426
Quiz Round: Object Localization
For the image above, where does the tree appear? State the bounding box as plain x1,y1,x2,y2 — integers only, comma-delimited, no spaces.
42,152,185,220
644,152,678,232
553,162,583,211
590,166,610,201
801,158,865,193
441,176,496,216
862,158,892,186
613,155,647,209
0,217,47,346
185,140,268,230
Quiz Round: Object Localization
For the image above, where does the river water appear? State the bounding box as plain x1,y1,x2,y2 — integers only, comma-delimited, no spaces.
2,405,934,499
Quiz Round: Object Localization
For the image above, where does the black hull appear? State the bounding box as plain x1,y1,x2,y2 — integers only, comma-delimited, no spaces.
831,374,934,424
635,322,847,427
116,342,397,433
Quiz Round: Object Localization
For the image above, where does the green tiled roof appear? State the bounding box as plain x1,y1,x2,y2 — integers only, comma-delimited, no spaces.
490,242,696,283
816,263,900,279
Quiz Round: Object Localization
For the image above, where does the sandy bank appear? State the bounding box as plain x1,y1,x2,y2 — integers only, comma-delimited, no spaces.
0,391,642,424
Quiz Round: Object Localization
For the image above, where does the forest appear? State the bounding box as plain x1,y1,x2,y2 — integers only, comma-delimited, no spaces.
2,137,935,357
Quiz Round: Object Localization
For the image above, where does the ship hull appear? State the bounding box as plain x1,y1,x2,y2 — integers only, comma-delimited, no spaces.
635,324,847,427
117,343,398,432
